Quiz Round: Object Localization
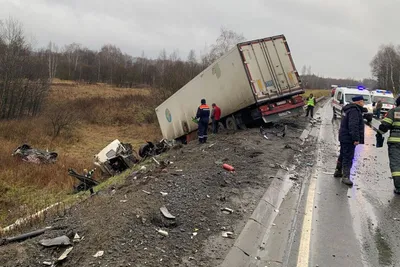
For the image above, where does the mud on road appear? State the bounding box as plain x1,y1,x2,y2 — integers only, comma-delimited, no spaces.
0,116,318,267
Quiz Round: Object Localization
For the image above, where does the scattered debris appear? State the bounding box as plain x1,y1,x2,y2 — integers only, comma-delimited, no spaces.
42,261,53,266
221,207,234,214
93,251,104,258
323,171,334,175
160,192,168,197
222,231,234,238
289,174,299,180
1,226,52,246
160,206,176,219
157,229,169,237
94,139,139,177
68,168,99,193
277,164,290,171
142,190,151,195
139,139,171,158
175,169,183,172
12,144,58,164
152,157,160,165
39,235,71,247
209,143,215,148
57,247,73,262
272,223,276,226
274,209,279,213
140,166,147,171
222,164,235,172
120,200,128,203
73,233,81,243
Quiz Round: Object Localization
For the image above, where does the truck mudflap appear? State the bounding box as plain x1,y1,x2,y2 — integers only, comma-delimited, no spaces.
259,95,305,123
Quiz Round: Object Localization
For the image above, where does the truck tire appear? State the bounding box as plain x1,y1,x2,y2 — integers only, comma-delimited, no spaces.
225,116,238,131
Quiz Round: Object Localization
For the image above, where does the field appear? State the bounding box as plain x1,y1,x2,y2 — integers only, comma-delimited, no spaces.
303,88,331,98
0,81,161,227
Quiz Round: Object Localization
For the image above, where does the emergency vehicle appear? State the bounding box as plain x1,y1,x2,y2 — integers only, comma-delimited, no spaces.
370,89,395,115
332,86,373,122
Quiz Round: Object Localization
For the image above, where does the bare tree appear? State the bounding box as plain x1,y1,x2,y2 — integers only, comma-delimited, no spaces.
47,41,59,82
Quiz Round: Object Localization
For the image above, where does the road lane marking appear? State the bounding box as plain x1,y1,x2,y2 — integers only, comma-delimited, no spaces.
296,173,317,267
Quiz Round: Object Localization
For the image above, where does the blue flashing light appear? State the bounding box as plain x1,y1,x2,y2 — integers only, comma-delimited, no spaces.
357,85,365,90
386,90,391,94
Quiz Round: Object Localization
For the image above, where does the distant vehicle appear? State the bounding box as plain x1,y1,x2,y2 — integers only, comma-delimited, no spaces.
331,85,338,97
156,35,305,141
332,86,373,122
370,89,395,115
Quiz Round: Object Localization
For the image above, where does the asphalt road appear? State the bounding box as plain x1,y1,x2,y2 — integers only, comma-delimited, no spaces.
271,101,400,267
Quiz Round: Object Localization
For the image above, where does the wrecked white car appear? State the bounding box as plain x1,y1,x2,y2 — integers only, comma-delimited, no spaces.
94,139,139,177
12,144,58,164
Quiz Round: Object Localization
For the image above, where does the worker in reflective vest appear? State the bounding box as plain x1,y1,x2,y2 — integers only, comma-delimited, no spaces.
376,96,400,194
196,99,210,144
305,94,316,118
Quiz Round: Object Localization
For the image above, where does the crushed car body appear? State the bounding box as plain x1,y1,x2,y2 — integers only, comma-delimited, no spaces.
94,139,139,177
12,144,58,164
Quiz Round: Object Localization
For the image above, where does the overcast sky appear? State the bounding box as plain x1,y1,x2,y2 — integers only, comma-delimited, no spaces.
1,0,399,79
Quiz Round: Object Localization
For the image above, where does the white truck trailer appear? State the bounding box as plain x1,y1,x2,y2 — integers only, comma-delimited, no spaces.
155,35,304,141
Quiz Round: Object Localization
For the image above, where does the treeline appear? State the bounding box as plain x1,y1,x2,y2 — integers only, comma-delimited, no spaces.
0,18,245,120
0,19,50,119
300,66,377,90
371,44,400,94
48,27,245,99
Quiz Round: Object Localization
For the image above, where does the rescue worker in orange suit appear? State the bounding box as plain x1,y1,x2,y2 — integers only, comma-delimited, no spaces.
376,96,400,194
196,99,210,144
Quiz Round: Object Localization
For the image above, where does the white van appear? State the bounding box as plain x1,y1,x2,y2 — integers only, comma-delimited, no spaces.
370,89,396,115
332,86,373,122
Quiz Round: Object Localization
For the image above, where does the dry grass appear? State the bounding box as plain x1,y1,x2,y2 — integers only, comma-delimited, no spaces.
0,82,161,227
303,89,331,99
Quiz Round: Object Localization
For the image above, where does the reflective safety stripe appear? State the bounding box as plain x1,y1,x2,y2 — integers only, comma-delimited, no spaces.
392,172,400,177
383,117,393,124
307,98,315,107
388,137,400,143
393,122,400,127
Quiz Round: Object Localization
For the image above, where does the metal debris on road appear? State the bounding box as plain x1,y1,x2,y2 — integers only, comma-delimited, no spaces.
0,226,52,246
160,206,176,219
39,235,71,247
222,231,234,238
157,229,169,237
142,190,151,195
152,157,160,165
160,192,168,197
57,247,73,262
93,251,104,258
221,207,234,214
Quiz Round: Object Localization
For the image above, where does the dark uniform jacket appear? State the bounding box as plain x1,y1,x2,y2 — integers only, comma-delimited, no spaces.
379,106,400,143
339,103,365,144
196,104,210,123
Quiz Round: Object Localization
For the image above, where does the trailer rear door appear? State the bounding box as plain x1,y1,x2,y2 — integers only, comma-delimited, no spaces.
238,35,302,103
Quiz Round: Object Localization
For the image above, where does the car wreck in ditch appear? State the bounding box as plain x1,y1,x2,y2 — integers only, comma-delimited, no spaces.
12,144,58,164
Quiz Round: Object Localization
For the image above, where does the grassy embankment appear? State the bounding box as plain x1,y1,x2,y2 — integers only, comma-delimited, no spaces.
0,80,161,227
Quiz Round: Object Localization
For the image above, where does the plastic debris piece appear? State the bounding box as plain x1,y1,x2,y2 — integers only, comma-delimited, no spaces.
42,261,53,266
157,229,169,237
160,192,168,197
222,231,234,238
39,235,71,247
142,190,151,195
140,166,147,171
152,157,160,165
93,251,104,258
73,233,81,242
160,206,176,219
221,207,234,214
57,247,73,262
120,200,128,203
222,164,235,172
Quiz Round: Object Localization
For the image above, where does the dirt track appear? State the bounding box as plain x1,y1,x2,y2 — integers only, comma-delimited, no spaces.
0,115,317,267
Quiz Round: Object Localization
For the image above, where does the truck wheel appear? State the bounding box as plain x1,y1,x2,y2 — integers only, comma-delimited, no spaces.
225,116,238,131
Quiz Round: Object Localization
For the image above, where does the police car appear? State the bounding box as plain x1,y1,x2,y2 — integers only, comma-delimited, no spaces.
332,86,373,122
370,89,395,115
